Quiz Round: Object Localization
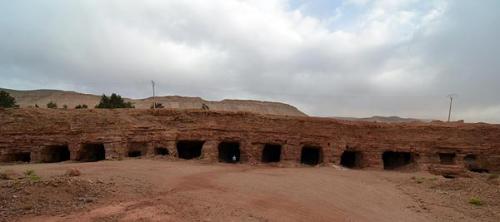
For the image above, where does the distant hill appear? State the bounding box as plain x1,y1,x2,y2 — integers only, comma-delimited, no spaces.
333,116,433,123
0,88,306,117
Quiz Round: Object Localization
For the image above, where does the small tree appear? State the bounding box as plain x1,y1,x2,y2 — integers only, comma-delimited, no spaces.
47,101,58,109
34,104,39,108
150,102,164,109
95,93,134,109
63,104,68,109
0,90,17,108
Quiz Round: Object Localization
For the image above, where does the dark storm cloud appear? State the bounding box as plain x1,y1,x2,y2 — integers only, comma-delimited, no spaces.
0,0,499,122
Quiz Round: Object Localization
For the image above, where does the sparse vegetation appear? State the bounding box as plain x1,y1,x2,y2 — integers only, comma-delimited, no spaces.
24,169,41,182
469,197,483,206
95,93,134,109
46,101,58,109
150,102,164,109
75,104,88,109
0,90,18,108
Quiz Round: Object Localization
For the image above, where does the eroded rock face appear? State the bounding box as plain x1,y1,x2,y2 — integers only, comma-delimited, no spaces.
1,109,499,174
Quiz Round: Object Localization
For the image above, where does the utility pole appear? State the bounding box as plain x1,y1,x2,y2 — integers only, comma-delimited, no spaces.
151,80,156,109
447,94,457,122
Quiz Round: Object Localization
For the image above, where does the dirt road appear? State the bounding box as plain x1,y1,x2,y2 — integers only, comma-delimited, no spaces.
1,159,498,222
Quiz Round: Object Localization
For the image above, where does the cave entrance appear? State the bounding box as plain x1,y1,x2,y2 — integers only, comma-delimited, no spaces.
340,151,362,168
176,140,204,159
79,143,106,162
464,154,489,173
128,142,148,157
154,147,169,156
128,151,142,157
301,146,322,166
382,151,414,170
262,144,281,163
439,153,456,165
41,145,70,163
218,142,240,163
3,152,31,162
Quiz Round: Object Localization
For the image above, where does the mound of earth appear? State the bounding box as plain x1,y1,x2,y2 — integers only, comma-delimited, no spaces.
1,88,306,116
0,174,113,221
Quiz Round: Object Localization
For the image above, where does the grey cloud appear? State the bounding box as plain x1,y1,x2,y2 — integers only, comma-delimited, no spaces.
0,0,499,122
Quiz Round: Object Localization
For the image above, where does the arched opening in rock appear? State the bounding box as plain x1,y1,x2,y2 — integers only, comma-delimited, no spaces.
301,146,322,166
128,142,148,157
154,147,169,156
176,140,204,159
79,143,106,162
340,151,362,168
128,151,142,157
439,153,456,165
382,151,414,170
464,154,489,173
2,152,31,162
262,144,281,163
41,145,70,163
218,142,240,163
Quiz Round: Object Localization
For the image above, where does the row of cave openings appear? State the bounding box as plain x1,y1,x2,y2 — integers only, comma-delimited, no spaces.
340,150,489,173
2,144,105,163
175,141,325,166
2,142,489,172
3,142,321,166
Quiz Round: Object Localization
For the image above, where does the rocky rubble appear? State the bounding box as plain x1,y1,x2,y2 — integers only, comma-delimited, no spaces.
0,172,113,221
399,173,500,222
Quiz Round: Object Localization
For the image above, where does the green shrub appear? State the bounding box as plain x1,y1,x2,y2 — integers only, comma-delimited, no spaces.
95,93,134,109
47,101,58,109
75,104,88,109
150,102,164,109
469,197,483,206
24,169,41,182
0,90,17,108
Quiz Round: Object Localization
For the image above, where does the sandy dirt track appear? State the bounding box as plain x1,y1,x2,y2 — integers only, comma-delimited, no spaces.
1,159,498,222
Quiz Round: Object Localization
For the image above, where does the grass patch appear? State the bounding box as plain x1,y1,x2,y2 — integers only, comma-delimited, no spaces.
469,197,483,206
24,169,41,182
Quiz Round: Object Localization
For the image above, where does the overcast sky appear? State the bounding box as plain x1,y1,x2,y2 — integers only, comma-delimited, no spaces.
1,0,499,122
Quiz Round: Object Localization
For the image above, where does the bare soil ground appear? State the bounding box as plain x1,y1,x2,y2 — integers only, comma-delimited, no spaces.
1,159,499,222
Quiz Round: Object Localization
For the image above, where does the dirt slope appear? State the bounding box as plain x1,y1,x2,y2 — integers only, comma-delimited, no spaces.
2,160,498,222
334,115,433,123
1,88,306,116
0,160,432,222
